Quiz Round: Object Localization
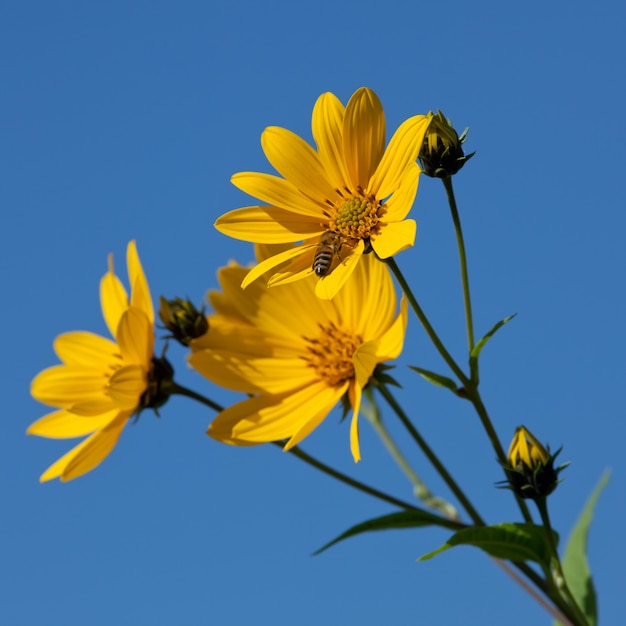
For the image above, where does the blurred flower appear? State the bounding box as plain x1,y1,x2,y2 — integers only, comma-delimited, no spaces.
215,87,431,299
500,426,567,500
159,296,209,346
28,241,168,482
418,110,474,178
189,244,407,462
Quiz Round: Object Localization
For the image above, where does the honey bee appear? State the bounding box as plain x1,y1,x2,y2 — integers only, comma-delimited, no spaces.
312,231,345,277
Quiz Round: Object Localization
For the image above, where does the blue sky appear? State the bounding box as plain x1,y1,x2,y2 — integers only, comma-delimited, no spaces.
2,1,625,624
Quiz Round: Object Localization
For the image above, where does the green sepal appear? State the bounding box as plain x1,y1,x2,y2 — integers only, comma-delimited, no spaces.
554,470,610,626
419,523,557,571
409,366,458,393
469,314,517,381
313,510,462,556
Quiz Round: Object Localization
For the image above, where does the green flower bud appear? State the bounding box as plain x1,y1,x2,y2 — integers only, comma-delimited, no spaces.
499,426,568,500
418,110,475,178
159,296,209,346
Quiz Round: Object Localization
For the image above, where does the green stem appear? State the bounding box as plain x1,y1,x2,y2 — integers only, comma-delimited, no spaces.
442,175,475,354
384,256,469,386
172,384,462,529
377,381,484,526
362,387,458,520
170,382,224,413
536,498,590,626
279,443,464,531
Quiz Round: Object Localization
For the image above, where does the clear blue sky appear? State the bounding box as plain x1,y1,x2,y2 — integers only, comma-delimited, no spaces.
2,1,625,624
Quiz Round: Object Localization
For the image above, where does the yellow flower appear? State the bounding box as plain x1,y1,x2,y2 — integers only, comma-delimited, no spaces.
215,87,431,299
507,426,550,470
28,241,156,482
189,244,407,462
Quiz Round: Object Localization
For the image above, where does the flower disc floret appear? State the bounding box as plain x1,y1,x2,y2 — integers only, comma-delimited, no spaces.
329,194,383,241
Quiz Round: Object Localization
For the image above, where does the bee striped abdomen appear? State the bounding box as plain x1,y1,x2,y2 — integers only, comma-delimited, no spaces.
313,231,342,277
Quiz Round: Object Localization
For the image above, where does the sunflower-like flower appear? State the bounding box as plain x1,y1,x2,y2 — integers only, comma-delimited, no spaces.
28,241,164,482
215,87,431,299
189,244,407,462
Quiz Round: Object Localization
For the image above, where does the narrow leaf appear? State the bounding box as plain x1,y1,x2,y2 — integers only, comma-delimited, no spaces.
313,510,462,556
555,470,610,626
419,523,556,570
470,314,517,363
409,366,458,392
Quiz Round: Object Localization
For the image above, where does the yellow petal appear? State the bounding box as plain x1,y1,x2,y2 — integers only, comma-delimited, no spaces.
100,257,129,338
27,408,120,439
231,172,324,218
53,332,119,367
127,240,154,325
370,219,416,259
348,382,363,462
314,240,364,300
116,306,154,366
376,296,408,361
215,206,323,242
108,364,147,410
343,88,385,190
311,92,349,190
208,382,343,445
369,115,430,198
383,162,420,222
31,365,112,409
261,126,337,203
241,244,313,289
39,413,129,482
352,340,379,389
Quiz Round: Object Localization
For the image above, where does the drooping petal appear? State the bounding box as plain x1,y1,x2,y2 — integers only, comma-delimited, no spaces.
100,255,129,338
108,364,147,410
215,206,323,242
343,88,385,190
27,409,120,438
241,244,314,289
127,240,154,325
53,332,119,367
352,340,379,389
311,92,349,190
383,162,420,222
348,382,363,463
370,219,416,259
116,306,154,366
231,173,324,218
39,413,129,482
261,126,337,203
369,115,430,198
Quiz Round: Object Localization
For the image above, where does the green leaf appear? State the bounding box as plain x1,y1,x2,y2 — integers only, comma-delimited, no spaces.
419,523,556,570
409,366,458,392
555,470,610,626
313,510,461,556
470,314,517,365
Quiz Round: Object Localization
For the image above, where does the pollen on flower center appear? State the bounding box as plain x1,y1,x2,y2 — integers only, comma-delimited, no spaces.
328,193,383,241
302,322,362,387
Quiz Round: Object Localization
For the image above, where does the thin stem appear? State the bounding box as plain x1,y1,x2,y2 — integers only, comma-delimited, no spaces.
442,175,475,354
377,381,484,526
536,498,590,626
279,443,464,531
170,382,224,412
494,560,575,626
362,388,458,520
384,256,469,386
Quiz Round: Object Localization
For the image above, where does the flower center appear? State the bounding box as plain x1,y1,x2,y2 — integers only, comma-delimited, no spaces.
302,322,361,387
328,192,384,241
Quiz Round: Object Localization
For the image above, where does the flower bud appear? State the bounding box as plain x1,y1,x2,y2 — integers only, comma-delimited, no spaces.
159,296,209,346
418,110,474,178
500,426,568,500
